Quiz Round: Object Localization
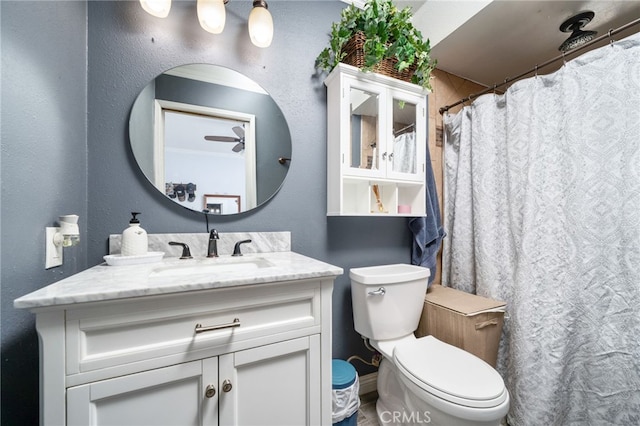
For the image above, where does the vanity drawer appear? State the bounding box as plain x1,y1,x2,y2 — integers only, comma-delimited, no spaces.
65,280,322,376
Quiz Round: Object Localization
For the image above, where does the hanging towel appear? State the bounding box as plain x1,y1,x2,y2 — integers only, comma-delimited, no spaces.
408,142,445,285
392,132,416,174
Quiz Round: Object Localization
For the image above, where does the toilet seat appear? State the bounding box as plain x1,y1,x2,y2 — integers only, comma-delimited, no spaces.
393,336,508,409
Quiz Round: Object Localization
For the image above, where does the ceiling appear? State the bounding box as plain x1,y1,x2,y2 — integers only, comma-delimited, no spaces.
395,1,640,88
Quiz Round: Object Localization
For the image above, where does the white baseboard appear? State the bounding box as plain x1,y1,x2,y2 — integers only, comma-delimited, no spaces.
358,372,378,395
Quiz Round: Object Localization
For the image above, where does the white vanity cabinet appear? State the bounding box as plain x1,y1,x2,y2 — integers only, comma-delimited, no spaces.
67,337,318,426
325,63,428,216
18,254,339,426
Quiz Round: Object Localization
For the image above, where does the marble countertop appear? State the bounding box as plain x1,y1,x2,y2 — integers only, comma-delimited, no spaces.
14,251,343,310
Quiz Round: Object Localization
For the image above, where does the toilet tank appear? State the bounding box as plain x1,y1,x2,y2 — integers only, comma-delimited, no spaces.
350,264,430,341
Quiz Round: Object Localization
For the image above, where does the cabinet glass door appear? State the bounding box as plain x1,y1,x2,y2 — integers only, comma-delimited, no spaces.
347,85,384,177
388,94,425,182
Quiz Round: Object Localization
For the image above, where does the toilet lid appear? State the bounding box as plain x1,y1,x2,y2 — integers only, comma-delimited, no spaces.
393,336,508,408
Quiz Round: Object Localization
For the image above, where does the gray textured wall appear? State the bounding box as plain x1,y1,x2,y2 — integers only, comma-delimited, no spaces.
2,1,413,423
1,2,88,424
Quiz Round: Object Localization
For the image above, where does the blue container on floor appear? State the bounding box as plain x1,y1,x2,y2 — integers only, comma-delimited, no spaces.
332,359,359,426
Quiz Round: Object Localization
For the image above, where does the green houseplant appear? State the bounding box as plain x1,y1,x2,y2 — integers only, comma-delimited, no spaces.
315,0,436,90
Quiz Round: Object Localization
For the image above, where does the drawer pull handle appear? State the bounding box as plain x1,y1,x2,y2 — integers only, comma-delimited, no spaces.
195,318,241,334
205,384,216,398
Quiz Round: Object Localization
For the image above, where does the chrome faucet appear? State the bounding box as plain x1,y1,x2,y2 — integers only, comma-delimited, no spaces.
207,229,219,257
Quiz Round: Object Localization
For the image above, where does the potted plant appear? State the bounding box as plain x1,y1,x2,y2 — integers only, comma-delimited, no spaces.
315,0,436,90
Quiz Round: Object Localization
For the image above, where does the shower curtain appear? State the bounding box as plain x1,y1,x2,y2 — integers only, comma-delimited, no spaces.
442,32,640,425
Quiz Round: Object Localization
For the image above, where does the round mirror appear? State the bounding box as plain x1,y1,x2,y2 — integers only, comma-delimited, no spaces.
129,64,292,215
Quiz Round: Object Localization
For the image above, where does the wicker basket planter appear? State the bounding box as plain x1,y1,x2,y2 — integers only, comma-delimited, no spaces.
341,32,418,83
315,0,434,90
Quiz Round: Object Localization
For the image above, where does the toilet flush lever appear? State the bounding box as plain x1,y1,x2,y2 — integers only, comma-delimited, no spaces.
368,287,386,296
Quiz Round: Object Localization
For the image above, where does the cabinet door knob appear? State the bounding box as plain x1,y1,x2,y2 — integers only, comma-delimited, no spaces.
388,153,394,161
382,152,387,160
205,384,216,398
222,379,233,393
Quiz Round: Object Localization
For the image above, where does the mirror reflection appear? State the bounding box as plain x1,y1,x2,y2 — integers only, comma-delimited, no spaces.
349,87,379,169
349,86,418,176
129,64,292,214
391,97,417,175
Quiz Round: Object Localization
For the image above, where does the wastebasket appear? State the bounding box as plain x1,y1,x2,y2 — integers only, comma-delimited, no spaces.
332,359,360,426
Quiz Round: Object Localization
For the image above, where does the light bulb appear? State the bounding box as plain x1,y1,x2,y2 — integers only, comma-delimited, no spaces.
139,0,171,18
248,0,273,48
198,0,226,34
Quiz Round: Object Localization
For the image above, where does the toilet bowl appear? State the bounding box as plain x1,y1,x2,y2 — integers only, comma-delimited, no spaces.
350,264,509,426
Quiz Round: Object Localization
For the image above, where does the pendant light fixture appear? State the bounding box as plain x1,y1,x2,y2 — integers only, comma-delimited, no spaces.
140,0,273,48
139,0,171,18
558,11,597,52
248,0,274,48
197,0,228,34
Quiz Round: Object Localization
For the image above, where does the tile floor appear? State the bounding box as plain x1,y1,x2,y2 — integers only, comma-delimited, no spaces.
356,391,380,426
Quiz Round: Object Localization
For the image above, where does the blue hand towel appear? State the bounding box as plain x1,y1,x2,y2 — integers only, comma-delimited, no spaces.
408,144,445,285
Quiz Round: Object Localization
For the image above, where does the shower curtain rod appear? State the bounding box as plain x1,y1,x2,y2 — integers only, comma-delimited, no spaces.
394,123,415,136
438,17,640,115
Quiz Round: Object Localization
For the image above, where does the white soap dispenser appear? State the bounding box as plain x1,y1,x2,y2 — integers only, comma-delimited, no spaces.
121,212,148,257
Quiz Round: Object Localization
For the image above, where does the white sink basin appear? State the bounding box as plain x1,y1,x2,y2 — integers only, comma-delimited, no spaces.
150,257,274,278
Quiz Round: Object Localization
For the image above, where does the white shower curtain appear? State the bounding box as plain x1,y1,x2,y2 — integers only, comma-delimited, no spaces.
442,32,640,425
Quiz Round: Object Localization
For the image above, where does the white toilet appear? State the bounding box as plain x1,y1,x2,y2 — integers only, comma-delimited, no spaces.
350,264,509,426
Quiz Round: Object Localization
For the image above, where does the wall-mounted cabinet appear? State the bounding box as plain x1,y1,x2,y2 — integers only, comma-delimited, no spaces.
325,63,428,216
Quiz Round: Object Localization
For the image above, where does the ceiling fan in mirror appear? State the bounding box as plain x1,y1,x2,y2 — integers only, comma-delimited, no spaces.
204,125,245,152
